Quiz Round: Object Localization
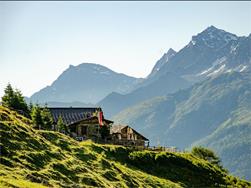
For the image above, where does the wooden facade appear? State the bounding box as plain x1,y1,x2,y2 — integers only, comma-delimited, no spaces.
48,107,113,141
68,116,113,141
48,108,149,146
111,125,149,147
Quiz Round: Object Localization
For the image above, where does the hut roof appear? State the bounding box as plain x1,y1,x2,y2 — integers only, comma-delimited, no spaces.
68,116,113,127
48,107,101,125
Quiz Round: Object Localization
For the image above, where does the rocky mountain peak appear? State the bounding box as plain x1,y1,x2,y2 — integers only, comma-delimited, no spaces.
166,48,177,56
147,48,177,78
189,25,238,49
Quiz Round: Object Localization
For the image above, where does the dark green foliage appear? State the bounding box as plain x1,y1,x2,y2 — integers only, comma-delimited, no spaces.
1,83,29,117
56,115,67,133
127,151,226,187
31,104,53,130
31,104,43,129
41,106,53,130
52,163,79,182
25,172,50,186
100,125,110,140
0,157,14,167
26,152,51,170
191,146,221,166
102,170,119,181
122,173,139,187
81,177,100,186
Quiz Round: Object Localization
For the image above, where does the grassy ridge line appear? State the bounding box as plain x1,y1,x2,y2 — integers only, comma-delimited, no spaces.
0,106,179,187
0,106,250,187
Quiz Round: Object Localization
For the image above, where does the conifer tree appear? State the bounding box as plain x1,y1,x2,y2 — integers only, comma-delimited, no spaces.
1,83,15,107
57,115,67,133
31,104,43,129
41,106,53,130
14,89,29,115
1,83,29,116
28,102,33,114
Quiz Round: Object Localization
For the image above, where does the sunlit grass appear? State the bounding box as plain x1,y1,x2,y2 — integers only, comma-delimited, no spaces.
0,106,250,187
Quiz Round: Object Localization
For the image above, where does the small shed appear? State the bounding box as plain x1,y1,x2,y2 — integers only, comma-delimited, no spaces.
110,125,149,147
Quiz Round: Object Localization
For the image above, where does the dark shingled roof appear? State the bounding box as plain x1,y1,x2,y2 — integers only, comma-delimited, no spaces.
69,116,113,127
48,107,100,125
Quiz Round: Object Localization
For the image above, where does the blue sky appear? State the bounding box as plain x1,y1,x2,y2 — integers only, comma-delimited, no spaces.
1,1,251,97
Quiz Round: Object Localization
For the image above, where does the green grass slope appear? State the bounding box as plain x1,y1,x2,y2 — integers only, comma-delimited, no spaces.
0,106,250,187
113,71,251,181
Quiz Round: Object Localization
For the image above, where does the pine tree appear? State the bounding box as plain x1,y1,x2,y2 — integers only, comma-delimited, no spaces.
41,106,53,130
28,102,33,114
14,89,29,115
57,115,67,133
1,83,29,116
1,83,15,108
31,104,43,129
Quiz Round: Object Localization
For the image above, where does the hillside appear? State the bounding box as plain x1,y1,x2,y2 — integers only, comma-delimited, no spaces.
113,71,251,181
99,72,190,118
192,108,251,180
1,106,250,187
30,63,142,104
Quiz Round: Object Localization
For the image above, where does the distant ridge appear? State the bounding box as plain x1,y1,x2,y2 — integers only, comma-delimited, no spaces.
99,25,251,117
30,63,143,104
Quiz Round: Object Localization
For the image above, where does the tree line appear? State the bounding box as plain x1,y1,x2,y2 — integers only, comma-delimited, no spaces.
1,83,67,133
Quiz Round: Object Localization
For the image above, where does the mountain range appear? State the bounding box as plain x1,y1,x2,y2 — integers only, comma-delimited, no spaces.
27,26,251,180
30,63,143,104
99,26,251,117
110,26,251,180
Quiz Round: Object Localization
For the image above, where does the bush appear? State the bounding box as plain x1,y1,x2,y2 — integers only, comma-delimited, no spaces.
191,146,221,167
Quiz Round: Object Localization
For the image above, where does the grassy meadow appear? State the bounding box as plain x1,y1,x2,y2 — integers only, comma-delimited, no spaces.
0,106,250,187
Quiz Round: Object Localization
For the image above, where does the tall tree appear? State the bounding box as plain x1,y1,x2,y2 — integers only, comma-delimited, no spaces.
57,115,67,133
191,146,222,168
14,89,29,115
1,83,29,116
1,83,15,108
41,106,53,130
31,104,43,129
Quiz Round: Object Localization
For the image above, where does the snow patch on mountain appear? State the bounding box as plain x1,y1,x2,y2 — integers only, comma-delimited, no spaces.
208,64,226,77
235,65,248,72
230,44,239,54
197,57,227,76
240,65,247,72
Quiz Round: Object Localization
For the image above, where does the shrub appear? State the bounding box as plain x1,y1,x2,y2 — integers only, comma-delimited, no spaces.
191,146,221,166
